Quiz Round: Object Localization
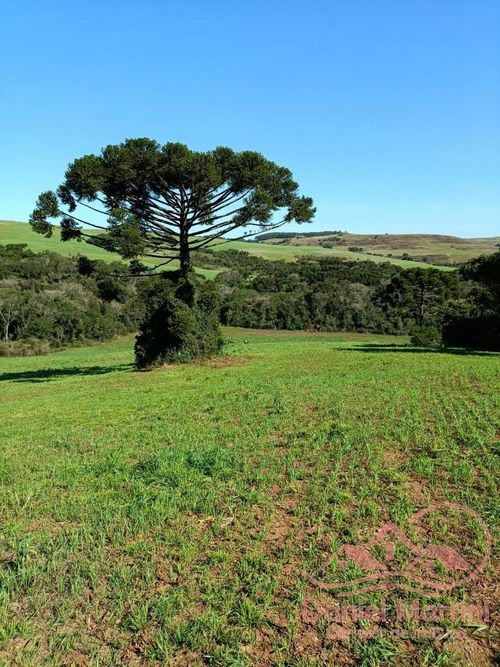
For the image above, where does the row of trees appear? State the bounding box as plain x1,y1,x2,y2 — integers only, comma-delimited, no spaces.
204,255,452,333
442,252,499,350
1,243,498,356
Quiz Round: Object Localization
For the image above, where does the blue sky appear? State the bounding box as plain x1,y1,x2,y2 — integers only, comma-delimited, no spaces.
1,0,499,237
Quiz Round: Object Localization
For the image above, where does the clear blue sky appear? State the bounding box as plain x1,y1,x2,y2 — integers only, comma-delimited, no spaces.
1,0,499,237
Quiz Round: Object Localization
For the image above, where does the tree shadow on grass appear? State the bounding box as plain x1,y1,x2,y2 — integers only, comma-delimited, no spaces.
347,344,498,357
0,363,133,383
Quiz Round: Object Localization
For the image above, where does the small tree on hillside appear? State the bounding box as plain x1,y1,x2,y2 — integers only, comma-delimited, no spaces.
30,139,315,366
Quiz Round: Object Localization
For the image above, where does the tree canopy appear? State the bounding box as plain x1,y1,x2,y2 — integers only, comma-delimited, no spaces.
30,139,315,276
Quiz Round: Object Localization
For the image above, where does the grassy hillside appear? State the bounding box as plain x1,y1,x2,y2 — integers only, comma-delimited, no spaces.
0,220,125,261
1,220,456,271
259,231,500,265
0,221,219,279
214,238,455,269
0,328,498,665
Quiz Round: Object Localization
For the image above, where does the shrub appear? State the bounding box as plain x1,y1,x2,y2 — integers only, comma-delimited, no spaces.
134,274,223,369
443,315,500,351
0,339,52,357
410,324,442,348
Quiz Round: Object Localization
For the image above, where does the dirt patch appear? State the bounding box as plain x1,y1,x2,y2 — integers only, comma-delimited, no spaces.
382,447,407,467
302,401,320,417
266,433,288,449
466,374,485,395
401,478,431,505
291,614,354,665
443,628,496,666
147,355,253,373
263,494,300,556
199,355,254,369
169,650,203,666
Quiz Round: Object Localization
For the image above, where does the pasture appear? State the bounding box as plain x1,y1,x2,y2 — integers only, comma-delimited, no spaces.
280,232,500,265
0,221,455,272
0,328,498,665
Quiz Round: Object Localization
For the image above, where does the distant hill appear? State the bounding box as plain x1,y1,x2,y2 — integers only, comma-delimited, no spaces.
254,230,500,266
4,220,495,272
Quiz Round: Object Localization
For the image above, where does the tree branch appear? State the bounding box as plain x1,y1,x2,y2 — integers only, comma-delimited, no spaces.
192,218,290,250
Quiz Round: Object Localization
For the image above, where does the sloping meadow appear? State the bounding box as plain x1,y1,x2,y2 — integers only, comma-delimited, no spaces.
0,329,498,665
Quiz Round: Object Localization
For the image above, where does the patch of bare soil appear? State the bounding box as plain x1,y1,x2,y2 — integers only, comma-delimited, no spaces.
443,628,496,667
199,355,254,369
262,490,301,557
382,447,407,467
401,478,431,505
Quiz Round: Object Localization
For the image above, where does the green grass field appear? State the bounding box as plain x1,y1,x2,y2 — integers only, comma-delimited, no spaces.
0,221,456,272
266,232,500,265
214,239,454,270
0,329,498,665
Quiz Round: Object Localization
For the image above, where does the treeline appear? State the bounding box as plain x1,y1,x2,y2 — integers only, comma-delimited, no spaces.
197,250,499,349
0,244,145,355
253,230,343,241
1,243,498,355
198,253,446,334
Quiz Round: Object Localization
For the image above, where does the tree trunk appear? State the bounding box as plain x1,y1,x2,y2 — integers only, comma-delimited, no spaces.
179,197,191,278
177,231,195,306
179,242,190,278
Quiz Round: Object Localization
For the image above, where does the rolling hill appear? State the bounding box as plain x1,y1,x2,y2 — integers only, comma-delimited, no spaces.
255,230,500,265
0,220,219,278
3,220,497,272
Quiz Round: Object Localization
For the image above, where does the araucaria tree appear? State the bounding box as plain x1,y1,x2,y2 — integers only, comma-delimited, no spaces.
30,138,315,366
30,139,315,276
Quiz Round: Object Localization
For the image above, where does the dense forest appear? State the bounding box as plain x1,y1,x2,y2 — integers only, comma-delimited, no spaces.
1,243,498,355
0,244,145,355
200,250,499,349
